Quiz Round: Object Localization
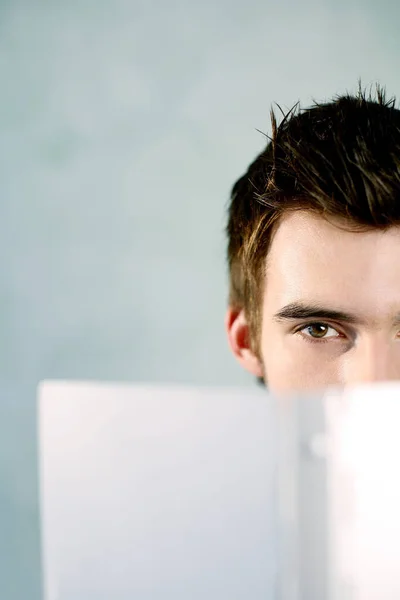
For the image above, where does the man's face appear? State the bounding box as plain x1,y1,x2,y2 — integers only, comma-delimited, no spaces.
227,211,400,394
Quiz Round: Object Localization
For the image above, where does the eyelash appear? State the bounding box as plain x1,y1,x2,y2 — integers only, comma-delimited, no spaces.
295,322,345,344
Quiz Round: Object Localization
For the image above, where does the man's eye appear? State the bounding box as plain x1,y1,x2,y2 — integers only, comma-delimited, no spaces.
297,322,342,341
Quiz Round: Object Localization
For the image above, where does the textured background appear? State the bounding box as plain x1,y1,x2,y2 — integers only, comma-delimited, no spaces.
1,0,399,597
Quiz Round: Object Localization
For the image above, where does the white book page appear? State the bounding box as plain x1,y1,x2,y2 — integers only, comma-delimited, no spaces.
325,382,400,600
38,381,277,600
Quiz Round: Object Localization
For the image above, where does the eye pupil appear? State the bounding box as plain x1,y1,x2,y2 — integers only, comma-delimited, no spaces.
308,324,328,338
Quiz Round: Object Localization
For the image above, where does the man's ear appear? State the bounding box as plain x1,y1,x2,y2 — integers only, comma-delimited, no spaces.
225,307,263,377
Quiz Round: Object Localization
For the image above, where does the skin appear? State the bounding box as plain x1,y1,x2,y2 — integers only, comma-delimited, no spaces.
226,210,400,395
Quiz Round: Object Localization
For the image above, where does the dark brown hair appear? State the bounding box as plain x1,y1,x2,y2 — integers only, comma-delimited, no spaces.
227,82,400,359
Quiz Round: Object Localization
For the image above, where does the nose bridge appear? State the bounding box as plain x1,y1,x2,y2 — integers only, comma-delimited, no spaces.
345,335,399,384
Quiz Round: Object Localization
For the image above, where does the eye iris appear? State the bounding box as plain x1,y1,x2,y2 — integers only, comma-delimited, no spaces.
308,324,328,338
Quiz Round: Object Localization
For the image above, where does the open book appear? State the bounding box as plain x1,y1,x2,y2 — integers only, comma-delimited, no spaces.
38,380,400,600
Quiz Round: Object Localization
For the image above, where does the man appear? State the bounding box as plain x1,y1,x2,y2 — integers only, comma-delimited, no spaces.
225,83,400,394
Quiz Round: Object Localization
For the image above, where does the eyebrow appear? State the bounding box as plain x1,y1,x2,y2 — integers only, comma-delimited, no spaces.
272,301,400,327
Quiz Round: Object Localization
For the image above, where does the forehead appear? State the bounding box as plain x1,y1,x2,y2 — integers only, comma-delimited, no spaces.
265,211,400,316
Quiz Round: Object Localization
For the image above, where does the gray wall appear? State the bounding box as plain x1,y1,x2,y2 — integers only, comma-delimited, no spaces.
1,0,399,597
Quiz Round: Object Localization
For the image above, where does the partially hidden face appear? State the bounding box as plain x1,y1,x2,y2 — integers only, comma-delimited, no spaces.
226,210,400,395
